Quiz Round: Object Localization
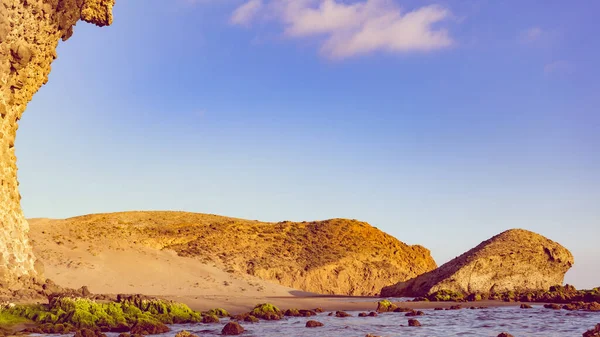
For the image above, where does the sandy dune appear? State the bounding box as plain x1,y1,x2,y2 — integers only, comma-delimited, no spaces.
28,218,299,299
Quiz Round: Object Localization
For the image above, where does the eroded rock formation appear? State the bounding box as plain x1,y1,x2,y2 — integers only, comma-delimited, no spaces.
381,229,574,297
0,0,114,286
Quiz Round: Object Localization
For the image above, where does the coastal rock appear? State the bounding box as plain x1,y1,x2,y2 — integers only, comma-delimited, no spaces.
74,329,107,337
130,322,169,335
497,334,514,337
221,322,244,335
376,300,397,312
583,324,600,337
29,212,437,296
408,319,421,327
305,320,324,328
405,310,424,317
202,315,219,323
251,303,282,320
544,304,562,310
335,311,351,317
174,331,198,337
0,0,114,288
381,229,573,297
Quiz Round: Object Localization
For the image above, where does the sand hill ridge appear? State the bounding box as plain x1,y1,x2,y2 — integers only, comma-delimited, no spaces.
29,211,437,296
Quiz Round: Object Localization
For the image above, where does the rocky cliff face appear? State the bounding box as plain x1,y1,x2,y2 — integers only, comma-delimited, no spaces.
381,229,574,297
0,0,114,286
28,211,438,296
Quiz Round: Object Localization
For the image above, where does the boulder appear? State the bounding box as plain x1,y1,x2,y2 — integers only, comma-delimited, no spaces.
305,320,324,328
408,319,421,327
381,229,573,297
221,322,244,335
583,324,600,337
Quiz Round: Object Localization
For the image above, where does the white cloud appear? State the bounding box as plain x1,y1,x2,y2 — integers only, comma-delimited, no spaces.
230,0,453,59
520,27,543,43
230,0,263,26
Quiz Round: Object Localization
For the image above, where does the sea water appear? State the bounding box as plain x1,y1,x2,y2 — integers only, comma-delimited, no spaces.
100,305,599,337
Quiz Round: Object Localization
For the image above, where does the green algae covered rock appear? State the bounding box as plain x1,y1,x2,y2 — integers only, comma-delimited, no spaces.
427,289,465,302
205,308,229,318
5,295,202,334
376,300,398,312
201,314,219,324
250,303,282,320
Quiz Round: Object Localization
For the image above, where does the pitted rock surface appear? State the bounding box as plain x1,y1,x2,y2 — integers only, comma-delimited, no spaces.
0,0,114,286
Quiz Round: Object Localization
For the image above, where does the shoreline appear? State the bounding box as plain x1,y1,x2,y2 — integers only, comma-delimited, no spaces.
160,295,526,314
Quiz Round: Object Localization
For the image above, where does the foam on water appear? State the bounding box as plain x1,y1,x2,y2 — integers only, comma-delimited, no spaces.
37,305,600,337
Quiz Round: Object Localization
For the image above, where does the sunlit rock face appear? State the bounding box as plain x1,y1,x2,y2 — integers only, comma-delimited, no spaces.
0,0,114,285
381,229,574,297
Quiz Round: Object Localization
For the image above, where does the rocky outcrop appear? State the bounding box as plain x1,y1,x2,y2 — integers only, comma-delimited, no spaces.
381,229,573,297
29,211,437,296
0,0,114,286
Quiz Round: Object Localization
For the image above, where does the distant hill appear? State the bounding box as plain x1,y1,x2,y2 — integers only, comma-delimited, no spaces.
29,211,437,296
381,229,574,297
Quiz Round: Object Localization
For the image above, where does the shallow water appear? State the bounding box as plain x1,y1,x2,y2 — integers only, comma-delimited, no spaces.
107,305,600,337
328,297,413,303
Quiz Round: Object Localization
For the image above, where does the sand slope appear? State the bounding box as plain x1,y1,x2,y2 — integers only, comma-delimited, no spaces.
28,217,298,298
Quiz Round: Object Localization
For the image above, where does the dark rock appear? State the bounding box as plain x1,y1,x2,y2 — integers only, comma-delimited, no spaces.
202,315,219,323
544,304,562,310
130,321,169,335
408,319,421,327
285,309,301,317
393,307,412,312
583,324,600,337
520,304,533,309
299,309,316,317
497,333,514,337
74,328,107,337
305,320,324,328
405,310,424,316
221,322,244,335
358,312,368,317
335,311,351,317
244,315,259,323
368,312,378,317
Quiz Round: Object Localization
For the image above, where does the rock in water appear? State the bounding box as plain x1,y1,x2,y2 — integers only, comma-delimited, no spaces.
305,320,324,328
583,324,600,337
381,229,573,297
408,319,421,327
221,322,244,335
0,0,114,288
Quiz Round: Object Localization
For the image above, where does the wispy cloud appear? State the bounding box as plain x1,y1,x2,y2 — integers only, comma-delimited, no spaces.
231,0,263,26
230,0,454,59
519,26,543,44
544,60,574,75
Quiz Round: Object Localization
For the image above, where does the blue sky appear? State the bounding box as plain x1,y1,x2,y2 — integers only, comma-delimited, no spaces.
17,0,599,288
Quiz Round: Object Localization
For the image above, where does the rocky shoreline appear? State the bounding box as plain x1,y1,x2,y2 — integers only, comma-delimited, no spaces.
0,289,598,337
